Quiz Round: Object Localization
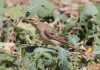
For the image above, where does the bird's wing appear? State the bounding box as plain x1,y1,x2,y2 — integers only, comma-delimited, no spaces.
44,28,65,41
44,28,85,55
44,28,72,45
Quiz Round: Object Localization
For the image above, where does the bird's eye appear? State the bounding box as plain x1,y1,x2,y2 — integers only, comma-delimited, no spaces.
28,19,32,21
26,17,37,22
29,19,32,20
51,33,54,35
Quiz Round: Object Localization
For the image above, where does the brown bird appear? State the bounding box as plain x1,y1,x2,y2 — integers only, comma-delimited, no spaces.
24,17,85,55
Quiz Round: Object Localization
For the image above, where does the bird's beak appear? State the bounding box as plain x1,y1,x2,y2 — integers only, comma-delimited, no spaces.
21,17,32,23
22,17,38,26
23,17,31,22
24,17,37,23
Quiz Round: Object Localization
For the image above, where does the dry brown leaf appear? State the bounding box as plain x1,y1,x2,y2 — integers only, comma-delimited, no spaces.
3,42,16,55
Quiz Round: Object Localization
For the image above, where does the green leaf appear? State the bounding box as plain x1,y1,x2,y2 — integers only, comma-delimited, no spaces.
65,34,80,46
24,0,55,18
95,3,100,13
23,2,37,16
17,22,36,34
64,20,76,34
95,3,100,24
43,59,53,66
0,52,15,61
0,0,6,8
24,47,58,70
0,66,13,70
59,60,72,70
16,21,37,43
6,6,23,19
92,34,100,54
80,3,99,19
58,47,72,70
95,54,100,59
42,53,53,59
37,59,45,70
30,61,37,70
57,14,67,22
58,47,72,61
34,47,57,55
95,14,100,24
93,45,100,54
0,8,5,16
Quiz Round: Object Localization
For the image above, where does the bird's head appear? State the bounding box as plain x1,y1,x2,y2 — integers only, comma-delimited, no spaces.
24,17,38,26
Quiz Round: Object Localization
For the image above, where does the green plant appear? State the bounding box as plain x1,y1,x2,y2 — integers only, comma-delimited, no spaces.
0,0,100,70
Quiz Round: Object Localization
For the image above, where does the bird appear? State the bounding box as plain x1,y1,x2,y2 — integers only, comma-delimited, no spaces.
24,17,85,55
